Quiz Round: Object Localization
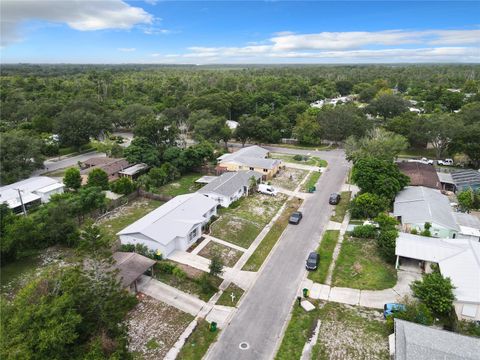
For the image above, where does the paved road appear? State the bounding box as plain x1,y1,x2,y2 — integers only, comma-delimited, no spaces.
206,150,350,360
32,151,105,176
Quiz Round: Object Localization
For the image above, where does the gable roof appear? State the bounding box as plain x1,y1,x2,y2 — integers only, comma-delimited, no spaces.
81,158,131,177
394,319,480,360
451,170,480,190
198,170,262,197
218,145,281,170
0,176,64,208
117,193,217,245
112,252,156,288
394,186,459,231
397,162,441,189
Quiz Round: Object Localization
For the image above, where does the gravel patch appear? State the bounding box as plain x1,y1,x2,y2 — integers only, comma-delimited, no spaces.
270,168,308,191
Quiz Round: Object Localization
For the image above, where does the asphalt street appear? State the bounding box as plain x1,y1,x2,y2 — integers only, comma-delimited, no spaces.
207,149,350,360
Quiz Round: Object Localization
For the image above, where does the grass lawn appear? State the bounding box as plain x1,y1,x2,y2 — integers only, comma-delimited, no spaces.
177,318,219,360
216,283,245,307
301,171,321,192
268,143,335,151
96,198,164,243
276,302,389,360
41,167,72,177
153,173,203,196
398,147,437,159
270,168,308,191
332,237,397,290
242,198,303,271
330,191,352,223
270,153,328,167
307,230,339,284
198,241,243,267
210,193,286,248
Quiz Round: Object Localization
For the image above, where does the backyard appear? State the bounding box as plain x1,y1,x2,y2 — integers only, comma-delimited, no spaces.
270,168,308,191
152,173,203,196
332,237,397,290
198,241,244,268
276,302,389,360
330,191,352,223
307,230,340,284
210,193,287,248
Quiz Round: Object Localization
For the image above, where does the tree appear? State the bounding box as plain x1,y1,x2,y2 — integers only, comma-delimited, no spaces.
0,130,44,184
376,229,398,263
335,80,353,96
209,251,224,277
457,189,475,212
134,114,178,149
440,91,464,112
110,177,136,195
87,168,109,190
119,103,154,129
386,112,429,148
317,104,371,143
124,137,161,166
91,138,124,158
345,128,408,163
424,114,457,159
349,193,389,219
293,113,321,145
411,268,455,317
63,168,82,190
367,94,409,120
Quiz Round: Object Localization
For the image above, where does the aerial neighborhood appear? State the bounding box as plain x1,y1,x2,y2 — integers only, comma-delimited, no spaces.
1,2,480,359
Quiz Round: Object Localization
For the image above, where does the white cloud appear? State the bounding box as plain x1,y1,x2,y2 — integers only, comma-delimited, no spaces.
1,0,153,46
118,48,136,52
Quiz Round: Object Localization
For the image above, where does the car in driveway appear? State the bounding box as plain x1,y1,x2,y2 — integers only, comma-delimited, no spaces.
289,211,303,225
305,252,319,270
383,303,406,319
329,193,341,205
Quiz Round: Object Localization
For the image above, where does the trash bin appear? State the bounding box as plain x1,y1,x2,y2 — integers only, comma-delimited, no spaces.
210,321,217,332
302,288,309,298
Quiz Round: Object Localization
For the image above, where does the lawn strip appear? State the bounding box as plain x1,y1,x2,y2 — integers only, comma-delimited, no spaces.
177,318,219,360
216,283,245,307
307,230,340,284
330,191,351,223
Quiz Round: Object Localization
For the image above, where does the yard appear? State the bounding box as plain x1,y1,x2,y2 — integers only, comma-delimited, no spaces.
270,153,328,167
332,237,397,290
177,319,219,360
242,197,303,271
307,230,340,284
301,171,321,192
276,302,389,360
270,168,308,191
216,283,245,307
96,197,164,243
210,193,287,249
330,191,352,223
127,295,194,360
152,173,203,196
198,241,243,268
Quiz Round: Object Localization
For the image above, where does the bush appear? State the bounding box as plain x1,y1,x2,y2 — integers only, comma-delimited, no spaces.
351,224,377,238
350,193,389,219
376,229,398,263
156,261,177,274
293,154,303,161
63,168,82,190
386,299,434,332
87,168,109,190
172,267,186,282
197,273,217,295
110,177,136,195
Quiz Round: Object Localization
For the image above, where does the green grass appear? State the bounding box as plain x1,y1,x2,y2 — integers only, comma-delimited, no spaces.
330,191,352,223
307,230,340,284
153,173,203,196
242,198,302,271
177,319,219,360
398,147,437,159
41,167,73,177
301,171,322,192
276,302,389,360
210,193,286,248
332,237,397,290
270,153,328,167
198,241,243,268
268,143,335,151
216,283,245,307
96,198,164,243
0,251,41,296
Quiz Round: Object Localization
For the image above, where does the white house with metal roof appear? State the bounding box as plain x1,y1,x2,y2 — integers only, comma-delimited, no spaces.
197,170,262,208
395,232,480,321
0,176,64,213
117,193,217,258
394,186,459,239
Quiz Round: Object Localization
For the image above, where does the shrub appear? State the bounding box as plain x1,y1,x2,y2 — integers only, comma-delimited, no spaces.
209,251,224,277
87,168,109,190
351,224,377,239
386,299,434,332
110,177,136,195
120,244,135,252
198,273,217,295
376,229,398,263
350,193,389,219
156,261,177,274
172,267,186,282
63,168,82,190
293,154,303,161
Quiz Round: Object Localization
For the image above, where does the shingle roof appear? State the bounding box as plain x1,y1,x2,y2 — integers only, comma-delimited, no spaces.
112,252,156,288
198,170,262,198
117,193,217,245
397,162,441,189
218,145,281,170
394,186,459,231
451,170,480,190
394,319,480,360
81,158,131,177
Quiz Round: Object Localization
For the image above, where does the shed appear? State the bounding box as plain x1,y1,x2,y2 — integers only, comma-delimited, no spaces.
112,252,156,293
119,163,149,180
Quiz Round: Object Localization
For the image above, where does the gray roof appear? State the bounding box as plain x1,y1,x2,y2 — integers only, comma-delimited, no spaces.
394,319,480,360
437,171,455,185
0,176,64,208
451,170,480,189
112,252,156,288
454,212,480,229
394,186,459,231
218,145,281,170
198,170,262,197
118,163,149,176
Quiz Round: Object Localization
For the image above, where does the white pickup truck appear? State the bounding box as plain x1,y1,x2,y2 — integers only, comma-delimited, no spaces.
437,158,454,166
407,157,434,165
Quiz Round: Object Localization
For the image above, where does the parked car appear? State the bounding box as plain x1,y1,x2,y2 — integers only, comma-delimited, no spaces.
438,158,454,166
329,193,341,205
289,211,303,225
408,157,434,165
383,303,406,319
258,184,277,196
306,252,319,270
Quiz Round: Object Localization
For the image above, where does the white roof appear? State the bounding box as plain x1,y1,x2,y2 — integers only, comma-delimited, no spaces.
226,120,239,129
218,145,280,170
118,163,149,176
394,186,459,231
454,212,480,238
117,193,217,245
396,233,480,303
0,176,64,208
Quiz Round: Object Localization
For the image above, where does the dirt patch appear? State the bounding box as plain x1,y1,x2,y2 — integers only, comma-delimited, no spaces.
126,294,194,360
270,168,308,191
198,241,244,267
96,198,153,224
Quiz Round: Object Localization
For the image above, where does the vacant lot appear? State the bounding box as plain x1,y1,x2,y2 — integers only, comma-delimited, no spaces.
307,230,339,284
330,191,352,223
210,193,287,248
198,241,243,267
270,168,308,191
332,237,397,290
276,302,389,360
96,197,163,243
127,295,194,360
153,173,203,196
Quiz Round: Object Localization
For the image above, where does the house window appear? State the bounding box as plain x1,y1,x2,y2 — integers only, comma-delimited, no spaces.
189,228,198,241
263,168,268,172
250,167,254,171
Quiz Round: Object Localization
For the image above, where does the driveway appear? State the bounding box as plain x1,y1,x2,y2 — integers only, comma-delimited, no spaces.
206,150,349,360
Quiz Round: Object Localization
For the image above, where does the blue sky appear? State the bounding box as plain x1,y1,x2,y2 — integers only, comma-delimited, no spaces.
1,1,479,63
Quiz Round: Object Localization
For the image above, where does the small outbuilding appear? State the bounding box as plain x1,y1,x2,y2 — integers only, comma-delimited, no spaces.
112,252,156,293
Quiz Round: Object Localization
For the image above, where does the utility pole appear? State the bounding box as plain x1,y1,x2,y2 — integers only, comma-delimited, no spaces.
14,188,27,215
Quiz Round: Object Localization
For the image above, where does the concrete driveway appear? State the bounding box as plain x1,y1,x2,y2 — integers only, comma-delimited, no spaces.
206,150,349,360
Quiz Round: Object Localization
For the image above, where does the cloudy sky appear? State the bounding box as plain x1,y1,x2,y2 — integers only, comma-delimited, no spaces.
1,0,479,63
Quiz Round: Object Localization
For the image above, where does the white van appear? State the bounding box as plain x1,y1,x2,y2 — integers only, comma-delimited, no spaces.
258,184,277,196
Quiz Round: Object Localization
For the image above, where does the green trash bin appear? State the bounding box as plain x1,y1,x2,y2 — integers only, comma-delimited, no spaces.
210,321,217,332
302,288,309,298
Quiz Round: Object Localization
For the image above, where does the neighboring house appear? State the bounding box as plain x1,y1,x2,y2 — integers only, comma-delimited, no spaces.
226,120,239,130
397,162,441,189
437,171,456,192
80,157,132,183
117,193,217,258
451,170,480,192
197,170,262,208
395,233,480,321
394,186,459,239
390,319,480,359
118,163,149,180
454,212,480,242
0,176,64,213
216,145,282,180
112,252,156,293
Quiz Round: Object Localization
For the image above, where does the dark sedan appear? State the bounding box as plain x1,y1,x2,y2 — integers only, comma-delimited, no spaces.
289,211,303,225
329,193,341,205
306,252,319,270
